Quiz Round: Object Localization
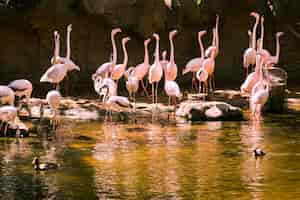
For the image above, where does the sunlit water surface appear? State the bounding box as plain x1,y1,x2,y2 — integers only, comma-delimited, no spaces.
1,111,300,200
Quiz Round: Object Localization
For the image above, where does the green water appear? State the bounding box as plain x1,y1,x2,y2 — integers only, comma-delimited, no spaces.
1,113,300,200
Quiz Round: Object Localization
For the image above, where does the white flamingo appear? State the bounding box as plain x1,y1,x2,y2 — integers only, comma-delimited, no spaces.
133,38,151,97
165,30,178,81
265,32,284,68
0,106,18,136
92,28,122,80
46,90,61,129
196,67,209,99
183,30,207,90
148,33,163,109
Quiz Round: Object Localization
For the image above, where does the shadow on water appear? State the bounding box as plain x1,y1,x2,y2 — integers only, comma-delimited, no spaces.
1,105,300,199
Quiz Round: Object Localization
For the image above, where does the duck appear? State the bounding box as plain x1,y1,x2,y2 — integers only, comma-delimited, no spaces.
32,157,59,171
253,148,266,157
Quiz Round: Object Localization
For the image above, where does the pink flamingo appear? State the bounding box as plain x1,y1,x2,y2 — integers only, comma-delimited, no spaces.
133,38,151,97
92,28,122,80
111,37,130,85
205,15,220,58
51,31,60,65
196,67,209,99
265,32,284,68
125,67,139,103
148,33,163,109
243,12,260,75
250,53,269,120
248,30,252,48
257,16,271,65
165,30,178,81
202,46,217,92
160,50,168,72
183,30,207,90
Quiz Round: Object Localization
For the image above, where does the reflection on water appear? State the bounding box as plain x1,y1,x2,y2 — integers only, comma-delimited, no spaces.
1,112,300,199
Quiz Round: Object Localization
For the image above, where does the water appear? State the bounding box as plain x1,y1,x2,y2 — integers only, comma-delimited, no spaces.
1,111,300,199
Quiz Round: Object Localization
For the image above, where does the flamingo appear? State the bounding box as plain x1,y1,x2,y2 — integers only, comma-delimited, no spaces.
46,90,61,129
205,15,220,58
8,79,33,115
92,28,122,80
160,50,168,72
250,53,269,120
248,30,252,48
0,106,18,137
111,37,130,85
94,77,117,100
202,46,217,92
196,67,209,99
257,16,271,65
243,12,260,75
133,38,151,97
125,67,139,116
265,32,284,68
50,31,60,65
165,30,178,81
164,68,182,119
148,33,163,109
183,30,207,90
0,85,15,106
99,83,132,122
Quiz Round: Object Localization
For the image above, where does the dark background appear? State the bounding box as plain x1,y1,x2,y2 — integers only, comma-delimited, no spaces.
0,0,299,97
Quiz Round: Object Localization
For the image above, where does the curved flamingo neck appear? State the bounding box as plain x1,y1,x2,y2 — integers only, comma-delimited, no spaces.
54,34,59,59
122,41,128,66
215,17,219,53
211,29,216,46
112,32,117,65
252,17,259,50
199,35,204,58
66,29,71,60
144,42,149,65
275,34,281,62
169,34,175,63
260,19,264,50
248,32,252,48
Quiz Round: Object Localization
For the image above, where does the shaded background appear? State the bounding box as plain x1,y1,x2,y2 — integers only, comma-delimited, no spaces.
0,0,299,97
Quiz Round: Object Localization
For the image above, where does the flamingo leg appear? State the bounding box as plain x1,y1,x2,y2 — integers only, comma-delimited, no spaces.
168,96,171,121
141,79,149,97
155,82,159,110
174,97,177,118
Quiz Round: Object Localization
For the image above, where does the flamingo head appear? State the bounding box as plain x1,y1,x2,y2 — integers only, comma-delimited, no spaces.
248,30,252,37
198,30,207,37
144,38,151,46
67,24,72,32
112,28,122,36
169,30,178,38
162,50,167,60
276,32,284,37
250,12,260,19
153,33,160,41
122,37,130,45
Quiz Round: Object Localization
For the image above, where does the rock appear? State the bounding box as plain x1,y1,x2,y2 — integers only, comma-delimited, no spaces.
177,101,244,121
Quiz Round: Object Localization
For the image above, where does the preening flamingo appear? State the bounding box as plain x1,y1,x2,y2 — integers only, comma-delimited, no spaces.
250,53,269,120
243,12,260,75
148,33,163,109
183,30,207,90
0,85,15,106
111,37,130,86
205,15,219,58
133,38,151,97
46,90,61,129
202,46,217,92
165,30,178,81
0,106,18,136
125,67,139,116
265,32,284,68
94,77,117,100
8,79,33,115
92,28,122,80
196,67,209,98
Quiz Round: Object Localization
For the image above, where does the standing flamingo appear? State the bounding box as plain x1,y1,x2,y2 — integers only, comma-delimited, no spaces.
148,33,163,110
164,79,182,119
183,30,207,90
165,30,178,81
46,90,61,129
92,28,122,80
202,46,217,92
160,50,168,71
125,67,139,116
0,106,18,136
265,32,284,68
133,38,151,97
0,85,15,106
196,67,209,99
243,12,260,75
51,31,60,65
94,76,117,100
250,53,269,120
111,37,130,86
205,15,220,58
